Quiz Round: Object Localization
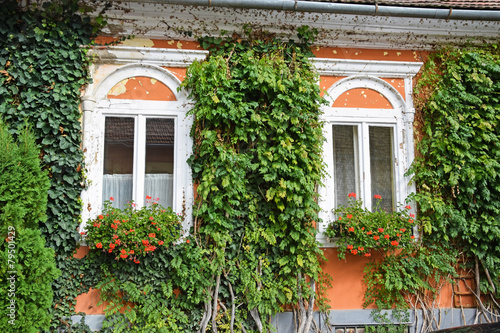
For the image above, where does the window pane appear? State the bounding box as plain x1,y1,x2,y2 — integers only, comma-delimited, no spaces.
103,117,135,208
332,125,359,208
369,126,394,212
145,118,174,208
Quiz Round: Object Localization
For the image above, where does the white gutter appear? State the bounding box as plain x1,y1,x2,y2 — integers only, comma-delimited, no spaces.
119,0,500,21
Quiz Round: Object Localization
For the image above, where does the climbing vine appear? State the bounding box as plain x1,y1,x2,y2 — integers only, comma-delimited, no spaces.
0,1,106,331
409,45,500,324
182,27,330,332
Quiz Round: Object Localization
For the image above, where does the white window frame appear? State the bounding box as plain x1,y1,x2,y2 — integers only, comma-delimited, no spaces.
80,47,208,235
311,59,423,246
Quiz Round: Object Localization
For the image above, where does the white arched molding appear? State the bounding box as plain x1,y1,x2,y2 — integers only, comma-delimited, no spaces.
312,59,422,246
81,49,207,235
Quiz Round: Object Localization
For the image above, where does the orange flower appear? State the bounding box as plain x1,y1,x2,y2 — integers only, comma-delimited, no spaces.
351,249,358,255
129,250,135,254
384,234,390,239
109,197,114,201
348,193,356,198
347,214,353,219
411,235,415,239
338,216,342,221
378,228,384,233
373,235,380,241
120,254,127,259
409,219,414,223
405,205,411,209
96,243,102,249
109,243,115,249
348,227,354,232
142,239,150,246
115,239,121,245
391,240,399,246
146,195,152,200
149,233,156,238
364,253,371,257
366,231,373,235
98,215,104,220
186,239,190,244
373,194,382,199
347,245,353,250
358,246,364,251
158,241,164,245
400,228,406,232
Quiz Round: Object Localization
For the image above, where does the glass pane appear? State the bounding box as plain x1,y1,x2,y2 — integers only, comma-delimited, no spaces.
369,126,394,212
145,118,174,208
332,125,359,208
103,117,135,208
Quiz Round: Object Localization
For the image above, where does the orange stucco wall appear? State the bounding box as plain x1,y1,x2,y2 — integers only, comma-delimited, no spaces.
76,39,439,315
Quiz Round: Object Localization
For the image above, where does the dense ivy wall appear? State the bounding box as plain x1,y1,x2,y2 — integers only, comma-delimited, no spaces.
409,46,500,322
0,1,104,331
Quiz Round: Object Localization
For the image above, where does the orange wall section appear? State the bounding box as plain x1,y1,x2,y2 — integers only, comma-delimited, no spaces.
321,248,378,310
107,76,177,101
333,88,393,109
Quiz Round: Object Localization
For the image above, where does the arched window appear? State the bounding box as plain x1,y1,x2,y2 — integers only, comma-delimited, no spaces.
80,58,204,232
312,59,422,244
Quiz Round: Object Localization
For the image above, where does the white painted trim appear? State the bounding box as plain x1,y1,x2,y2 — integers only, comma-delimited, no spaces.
88,46,208,67
312,58,423,78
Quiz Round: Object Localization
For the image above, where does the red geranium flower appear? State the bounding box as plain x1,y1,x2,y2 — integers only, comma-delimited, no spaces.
373,235,380,241
366,231,373,235
98,215,104,220
96,243,102,249
405,205,411,209
142,239,150,246
348,192,356,198
351,249,358,255
348,227,354,232
109,243,115,249
378,228,384,233
347,245,353,250
186,239,190,244
410,235,415,239
391,240,399,246
347,214,353,219
120,254,128,259
158,241,164,245
384,234,390,239
364,253,371,257
109,197,114,201
373,194,382,199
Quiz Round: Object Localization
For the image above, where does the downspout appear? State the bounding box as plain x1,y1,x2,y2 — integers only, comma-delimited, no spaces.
124,0,500,21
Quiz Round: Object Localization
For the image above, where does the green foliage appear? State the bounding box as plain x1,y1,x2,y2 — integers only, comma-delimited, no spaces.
84,198,182,260
0,1,106,331
0,225,61,332
325,194,416,259
0,119,50,236
411,45,500,296
363,243,456,309
89,239,209,333
180,27,329,331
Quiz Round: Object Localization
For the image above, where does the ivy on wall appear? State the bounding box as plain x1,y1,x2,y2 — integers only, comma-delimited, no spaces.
0,1,105,331
182,27,330,333
410,46,500,313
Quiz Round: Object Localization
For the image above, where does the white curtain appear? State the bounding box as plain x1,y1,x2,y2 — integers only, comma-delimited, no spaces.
145,174,173,208
103,174,173,209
